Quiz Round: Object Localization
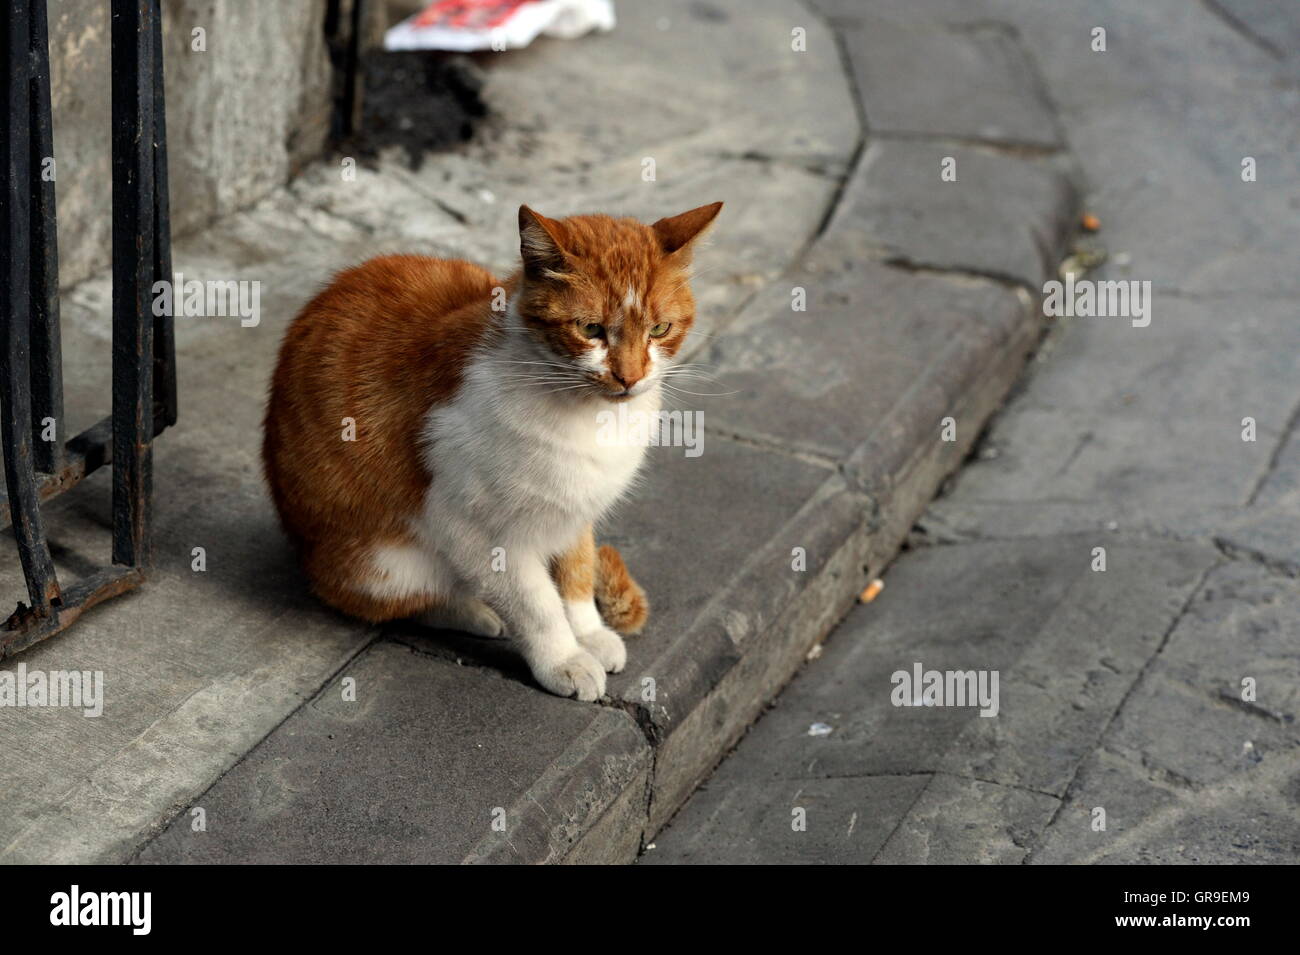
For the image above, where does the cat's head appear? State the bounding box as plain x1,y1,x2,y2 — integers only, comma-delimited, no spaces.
512,202,722,401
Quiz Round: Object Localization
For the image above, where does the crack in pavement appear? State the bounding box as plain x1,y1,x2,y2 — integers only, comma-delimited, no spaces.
1023,559,1220,862
1200,0,1286,59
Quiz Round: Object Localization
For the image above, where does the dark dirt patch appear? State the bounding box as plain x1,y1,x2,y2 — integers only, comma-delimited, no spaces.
689,1,729,22
342,51,490,170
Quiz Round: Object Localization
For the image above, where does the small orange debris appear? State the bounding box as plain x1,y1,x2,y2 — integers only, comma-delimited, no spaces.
1081,212,1101,232
859,578,885,603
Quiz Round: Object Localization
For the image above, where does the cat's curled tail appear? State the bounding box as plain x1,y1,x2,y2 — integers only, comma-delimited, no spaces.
595,545,649,634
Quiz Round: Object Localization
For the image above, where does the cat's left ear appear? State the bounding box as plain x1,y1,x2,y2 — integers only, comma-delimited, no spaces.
652,201,723,262
519,204,571,280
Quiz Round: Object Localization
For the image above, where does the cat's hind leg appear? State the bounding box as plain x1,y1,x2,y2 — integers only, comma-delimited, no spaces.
305,538,449,623
416,597,505,638
364,542,504,637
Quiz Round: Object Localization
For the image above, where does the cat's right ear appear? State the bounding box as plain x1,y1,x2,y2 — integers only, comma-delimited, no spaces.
519,205,569,280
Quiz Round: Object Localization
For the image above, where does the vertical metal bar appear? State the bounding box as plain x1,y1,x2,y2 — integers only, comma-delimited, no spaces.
28,0,63,473
150,3,176,427
324,0,344,140
1,0,61,615
341,0,365,137
110,0,156,569
324,0,342,48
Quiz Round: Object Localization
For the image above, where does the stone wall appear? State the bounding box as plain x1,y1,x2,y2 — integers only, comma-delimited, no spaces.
47,0,338,287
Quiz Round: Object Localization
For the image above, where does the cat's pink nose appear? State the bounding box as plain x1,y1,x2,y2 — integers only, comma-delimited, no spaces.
609,371,639,392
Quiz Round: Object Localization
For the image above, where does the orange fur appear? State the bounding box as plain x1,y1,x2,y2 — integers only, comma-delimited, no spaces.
263,254,500,621
551,525,596,602
595,545,649,634
548,528,645,631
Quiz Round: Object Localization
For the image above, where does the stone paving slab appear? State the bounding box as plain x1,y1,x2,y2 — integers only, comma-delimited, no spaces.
838,16,1063,150
1152,561,1300,728
818,0,1300,298
1029,748,1300,864
646,534,1218,865
920,294,1300,543
1103,674,1291,790
1015,0,1300,299
0,441,372,864
834,140,1078,289
1093,561,1300,798
136,641,649,864
703,240,1035,462
873,774,1058,865
1030,554,1300,869
631,476,873,834
641,774,927,865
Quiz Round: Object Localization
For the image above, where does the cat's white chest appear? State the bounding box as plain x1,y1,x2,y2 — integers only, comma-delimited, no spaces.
538,402,648,513
422,363,651,548
506,389,649,518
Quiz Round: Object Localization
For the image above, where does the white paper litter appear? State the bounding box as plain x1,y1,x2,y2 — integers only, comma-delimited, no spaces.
385,0,616,52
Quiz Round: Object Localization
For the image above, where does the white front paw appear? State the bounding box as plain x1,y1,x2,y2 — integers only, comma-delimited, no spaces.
575,626,626,674
531,648,607,702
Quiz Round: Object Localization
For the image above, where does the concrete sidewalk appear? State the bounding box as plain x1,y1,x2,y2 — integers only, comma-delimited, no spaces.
647,0,1300,865
1,0,1077,863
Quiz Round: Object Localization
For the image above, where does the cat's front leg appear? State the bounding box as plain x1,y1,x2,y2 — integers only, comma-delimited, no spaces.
476,547,607,701
552,526,627,674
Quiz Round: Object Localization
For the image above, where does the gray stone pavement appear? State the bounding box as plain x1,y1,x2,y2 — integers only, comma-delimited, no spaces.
646,0,1300,864
2,0,1084,863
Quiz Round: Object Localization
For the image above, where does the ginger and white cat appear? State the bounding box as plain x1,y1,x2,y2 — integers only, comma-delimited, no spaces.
263,202,721,700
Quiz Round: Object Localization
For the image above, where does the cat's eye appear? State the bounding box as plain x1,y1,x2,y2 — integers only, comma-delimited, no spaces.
577,321,605,339
649,322,671,338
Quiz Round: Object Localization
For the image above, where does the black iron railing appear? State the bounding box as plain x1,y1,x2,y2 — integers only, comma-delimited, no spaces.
325,0,368,140
0,0,176,657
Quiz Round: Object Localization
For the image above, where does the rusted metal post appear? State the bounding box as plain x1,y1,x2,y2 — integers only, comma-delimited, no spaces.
1,0,62,621
326,0,367,139
110,0,157,569
28,0,63,474
150,2,177,429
